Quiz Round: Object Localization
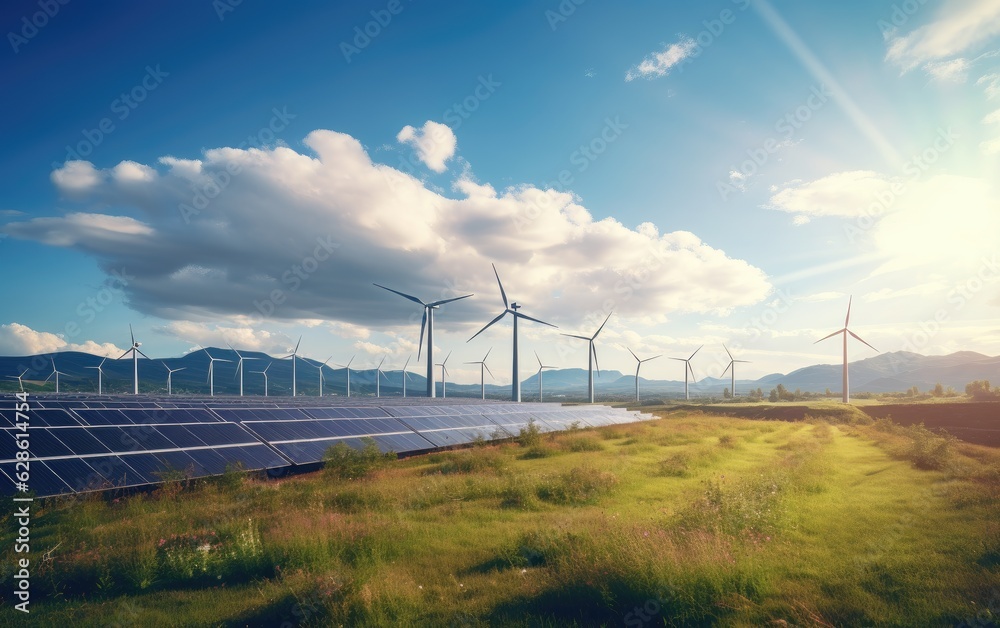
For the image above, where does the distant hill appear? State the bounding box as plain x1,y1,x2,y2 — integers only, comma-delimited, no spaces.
0,349,997,399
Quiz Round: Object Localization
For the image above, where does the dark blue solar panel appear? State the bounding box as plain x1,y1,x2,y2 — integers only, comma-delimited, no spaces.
86,455,151,487
0,460,71,496
189,423,257,446
72,409,124,426
49,428,113,456
26,429,75,459
156,424,209,448
46,458,105,492
186,449,229,475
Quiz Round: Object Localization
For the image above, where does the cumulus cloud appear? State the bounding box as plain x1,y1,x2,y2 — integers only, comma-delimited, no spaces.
396,120,457,172
626,38,696,81
51,161,102,196
884,0,1000,72
155,321,295,355
0,323,125,357
2,127,772,331
767,171,896,220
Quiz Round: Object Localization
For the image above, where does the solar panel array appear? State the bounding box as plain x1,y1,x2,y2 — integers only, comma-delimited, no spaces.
1,394,648,497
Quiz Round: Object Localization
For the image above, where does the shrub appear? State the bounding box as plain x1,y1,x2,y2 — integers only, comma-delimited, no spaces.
717,434,738,449
562,435,605,452
518,419,543,447
537,467,618,505
905,424,955,470
657,452,692,477
434,448,506,475
324,437,397,480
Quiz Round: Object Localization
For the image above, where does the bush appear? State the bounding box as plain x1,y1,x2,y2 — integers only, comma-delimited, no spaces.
324,437,397,480
905,424,955,470
536,467,618,505
434,448,506,475
562,435,605,452
518,419,543,447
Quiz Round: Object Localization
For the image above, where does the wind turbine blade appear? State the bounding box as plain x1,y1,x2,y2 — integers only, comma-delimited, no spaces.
427,293,474,307
483,347,492,361
845,295,852,327
130,324,135,346
492,263,509,309
468,310,507,342
377,355,386,369
99,357,107,367
403,355,411,371
162,361,170,372
848,330,877,352
515,312,557,328
689,345,703,361
561,333,591,341
347,355,355,368
484,363,495,379
814,329,846,344
117,349,131,360
535,350,542,368
734,360,751,364
373,283,426,306
688,361,697,383
293,336,301,355
443,351,452,366
136,348,150,360
592,311,613,339
647,355,662,362
627,347,640,362
418,309,427,360
721,362,732,377
668,357,686,362
724,344,733,361
592,342,600,376
176,367,186,373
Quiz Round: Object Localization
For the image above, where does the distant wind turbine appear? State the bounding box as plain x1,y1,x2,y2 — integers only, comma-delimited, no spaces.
375,356,389,398
562,312,613,403
203,347,231,397
401,355,413,398
44,358,66,393
670,345,702,401
163,363,186,396
535,351,557,402
118,324,149,395
436,351,452,398
468,264,556,402
336,355,356,397
313,356,332,397
627,347,661,403
228,343,259,397
465,348,494,400
373,283,473,398
815,295,877,403
86,358,108,395
6,370,28,393
720,345,750,398
251,362,271,397
281,336,302,396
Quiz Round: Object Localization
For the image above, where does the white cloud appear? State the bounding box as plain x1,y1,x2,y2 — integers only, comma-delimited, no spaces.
797,291,846,303
3,127,773,330
51,161,102,196
626,38,696,81
156,321,294,355
980,73,1000,99
885,0,1000,72
396,120,457,173
923,58,971,82
0,322,125,357
768,171,896,219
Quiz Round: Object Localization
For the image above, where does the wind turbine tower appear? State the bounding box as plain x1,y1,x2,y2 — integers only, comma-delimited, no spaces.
118,325,150,395
164,362,186,396
534,351,557,402
815,296,877,403
670,345,702,401
627,347,661,403
562,312,613,403
465,348,494,400
86,358,107,395
720,345,751,398
436,351,452,398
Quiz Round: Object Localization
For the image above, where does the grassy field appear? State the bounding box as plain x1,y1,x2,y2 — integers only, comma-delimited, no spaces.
2,409,998,626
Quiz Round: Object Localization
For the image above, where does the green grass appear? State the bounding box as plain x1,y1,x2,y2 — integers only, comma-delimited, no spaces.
2,413,997,626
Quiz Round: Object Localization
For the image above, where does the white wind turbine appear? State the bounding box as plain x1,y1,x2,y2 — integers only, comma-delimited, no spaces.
203,347,231,397
375,356,389,398
720,345,751,398
468,264,557,402
118,324,150,395
86,358,108,395
815,295,877,404
163,362,186,396
401,355,413,398
252,362,272,397
281,336,302,397
535,351,557,402
313,356,332,397
436,351,452,398
44,358,66,393
373,283,473,398
670,345,702,401
228,343,259,397
562,312,613,404
627,347,661,403
465,348,494,400
336,355,356,397
6,370,28,393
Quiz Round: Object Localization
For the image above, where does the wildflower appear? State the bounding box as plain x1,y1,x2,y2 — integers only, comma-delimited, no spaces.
418,585,423,590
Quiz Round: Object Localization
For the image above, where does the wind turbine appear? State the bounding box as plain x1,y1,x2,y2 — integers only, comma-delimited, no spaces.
6,370,28,393
281,336,302,396
627,347,661,403
203,347,231,397
535,351,557,402
375,356,389,398
436,351,452,398
815,295,877,403
562,312,613,404
313,356,332,397
670,345,702,401
86,358,107,395
468,264,557,402
401,355,413,398
228,343,259,397
373,283,473,398
336,355,356,397
118,324,150,395
465,348,494,400
163,362,186,396
44,358,66,393
720,345,751,398
252,362,271,397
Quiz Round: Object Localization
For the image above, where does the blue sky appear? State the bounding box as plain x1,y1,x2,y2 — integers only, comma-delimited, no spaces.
1,0,998,387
